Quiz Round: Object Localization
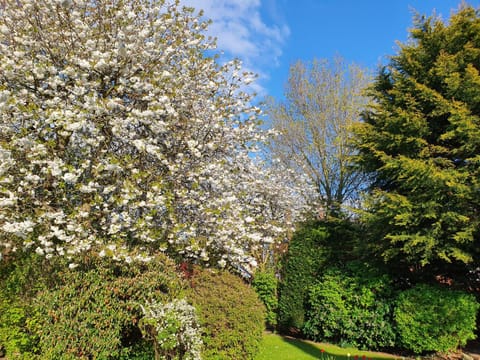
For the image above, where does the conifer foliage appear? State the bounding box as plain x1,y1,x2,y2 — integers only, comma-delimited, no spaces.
354,5,480,272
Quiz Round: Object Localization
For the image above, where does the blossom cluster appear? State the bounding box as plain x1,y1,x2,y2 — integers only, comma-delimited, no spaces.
0,0,309,268
139,298,203,360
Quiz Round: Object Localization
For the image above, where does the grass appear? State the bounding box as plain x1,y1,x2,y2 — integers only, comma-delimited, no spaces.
255,333,401,360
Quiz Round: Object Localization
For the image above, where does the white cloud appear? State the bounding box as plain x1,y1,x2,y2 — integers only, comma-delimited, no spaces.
182,0,290,94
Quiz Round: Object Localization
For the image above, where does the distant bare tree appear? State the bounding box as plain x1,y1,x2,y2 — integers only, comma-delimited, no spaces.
267,57,371,216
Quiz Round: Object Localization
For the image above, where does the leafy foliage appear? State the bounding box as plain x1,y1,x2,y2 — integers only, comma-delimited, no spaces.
252,269,278,329
32,254,185,360
394,284,479,354
277,220,360,332
139,298,202,360
187,267,265,360
0,296,39,359
354,5,480,276
303,265,396,350
0,253,61,359
278,223,329,332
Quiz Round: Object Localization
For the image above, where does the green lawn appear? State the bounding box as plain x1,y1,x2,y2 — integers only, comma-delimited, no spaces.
256,333,401,360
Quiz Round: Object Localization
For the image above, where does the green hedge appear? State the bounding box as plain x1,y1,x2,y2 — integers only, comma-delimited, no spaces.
278,220,359,333
303,264,396,350
395,284,479,354
277,224,329,332
187,267,265,360
252,270,278,329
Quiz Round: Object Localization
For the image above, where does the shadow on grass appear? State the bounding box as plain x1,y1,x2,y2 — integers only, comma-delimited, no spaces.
281,336,339,359
259,333,400,360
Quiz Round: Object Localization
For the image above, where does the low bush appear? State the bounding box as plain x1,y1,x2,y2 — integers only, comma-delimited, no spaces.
252,270,278,329
0,295,40,359
187,267,265,360
33,254,186,360
303,264,396,350
138,298,202,360
394,284,479,354
0,252,60,359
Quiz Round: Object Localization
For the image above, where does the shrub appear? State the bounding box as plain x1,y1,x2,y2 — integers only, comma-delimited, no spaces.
33,254,186,360
278,219,359,332
0,296,39,359
0,252,61,359
187,267,265,360
277,223,329,332
252,270,278,329
395,284,479,354
139,298,202,360
303,264,396,350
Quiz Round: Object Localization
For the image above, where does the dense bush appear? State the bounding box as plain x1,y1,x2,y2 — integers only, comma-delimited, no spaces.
395,284,479,354
0,295,39,359
252,270,278,329
277,223,329,332
278,220,359,332
187,267,265,360
138,298,202,360
0,253,61,359
32,254,186,360
303,264,396,350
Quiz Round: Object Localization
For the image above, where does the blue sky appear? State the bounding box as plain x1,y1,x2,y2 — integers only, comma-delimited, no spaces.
183,0,477,99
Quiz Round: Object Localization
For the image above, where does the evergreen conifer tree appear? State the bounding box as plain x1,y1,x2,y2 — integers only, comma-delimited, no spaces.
354,4,480,281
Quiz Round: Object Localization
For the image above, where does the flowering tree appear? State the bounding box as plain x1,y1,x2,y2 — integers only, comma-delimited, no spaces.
0,0,306,269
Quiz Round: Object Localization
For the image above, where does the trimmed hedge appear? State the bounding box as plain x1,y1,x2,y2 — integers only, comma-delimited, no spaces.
303,264,396,350
395,284,479,354
278,220,359,332
252,270,278,329
277,224,329,332
187,267,265,360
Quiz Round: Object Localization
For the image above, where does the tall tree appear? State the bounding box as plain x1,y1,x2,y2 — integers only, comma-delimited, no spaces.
0,0,306,270
267,57,371,215
354,5,480,279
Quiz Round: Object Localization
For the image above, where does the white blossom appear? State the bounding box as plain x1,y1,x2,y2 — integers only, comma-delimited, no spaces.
140,299,202,360
2,220,35,238
0,0,307,269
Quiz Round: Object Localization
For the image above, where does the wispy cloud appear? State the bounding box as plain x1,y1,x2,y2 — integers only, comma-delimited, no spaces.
181,0,290,94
